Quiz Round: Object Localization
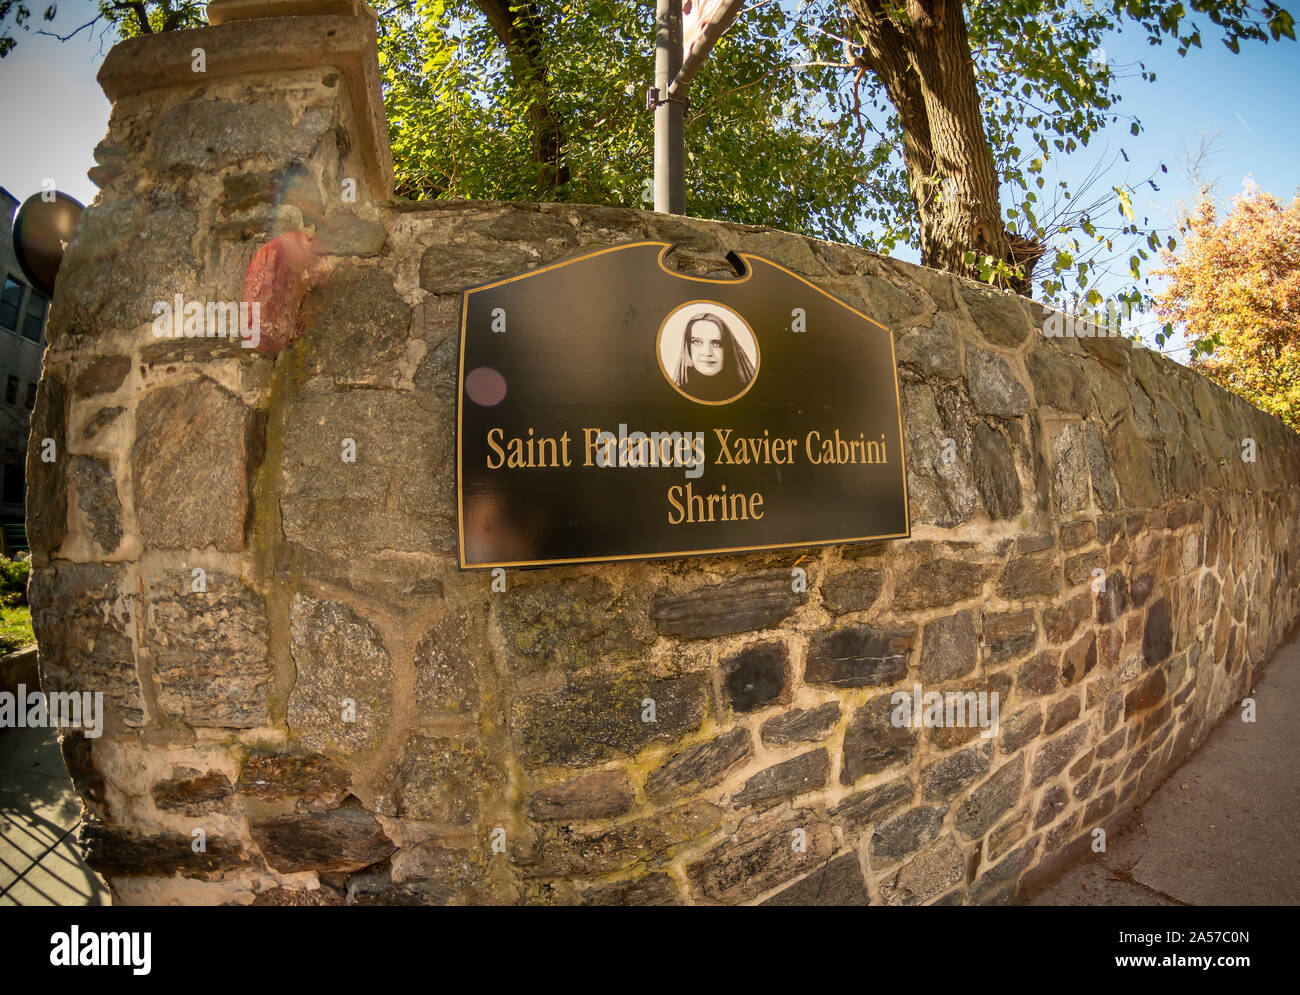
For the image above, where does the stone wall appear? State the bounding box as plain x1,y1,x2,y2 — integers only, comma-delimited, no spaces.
27,5,1300,905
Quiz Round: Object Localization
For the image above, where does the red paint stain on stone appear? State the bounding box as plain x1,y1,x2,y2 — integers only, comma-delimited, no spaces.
243,231,329,354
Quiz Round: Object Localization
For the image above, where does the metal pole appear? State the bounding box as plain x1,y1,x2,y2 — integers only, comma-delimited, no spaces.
654,0,685,214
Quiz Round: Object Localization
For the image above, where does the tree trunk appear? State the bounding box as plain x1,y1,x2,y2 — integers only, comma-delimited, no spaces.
476,0,570,199
847,0,1041,294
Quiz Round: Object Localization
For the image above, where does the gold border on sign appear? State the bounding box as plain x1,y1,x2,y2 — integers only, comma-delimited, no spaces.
655,298,761,406
456,240,911,570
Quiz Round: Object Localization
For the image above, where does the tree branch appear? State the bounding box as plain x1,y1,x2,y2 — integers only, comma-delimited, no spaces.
473,0,568,198
35,15,103,43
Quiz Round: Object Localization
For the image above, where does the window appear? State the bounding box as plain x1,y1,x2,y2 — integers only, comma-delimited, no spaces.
4,376,16,406
2,463,23,506
0,276,23,331
21,290,47,342
25,382,37,410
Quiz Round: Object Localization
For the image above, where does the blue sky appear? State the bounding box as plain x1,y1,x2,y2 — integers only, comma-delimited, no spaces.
1,3,1295,360
0,11,112,209
1025,22,1300,356
1098,22,1298,211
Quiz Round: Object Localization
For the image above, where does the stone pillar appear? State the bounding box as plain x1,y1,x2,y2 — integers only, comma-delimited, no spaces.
26,0,399,903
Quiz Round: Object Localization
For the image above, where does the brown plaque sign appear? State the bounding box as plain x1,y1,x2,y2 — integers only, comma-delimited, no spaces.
457,241,909,568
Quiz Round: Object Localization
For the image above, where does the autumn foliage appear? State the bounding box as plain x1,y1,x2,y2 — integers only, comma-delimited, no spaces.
1155,191,1300,430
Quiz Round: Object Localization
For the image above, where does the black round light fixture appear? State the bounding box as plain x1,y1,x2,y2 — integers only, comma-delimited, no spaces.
12,191,85,298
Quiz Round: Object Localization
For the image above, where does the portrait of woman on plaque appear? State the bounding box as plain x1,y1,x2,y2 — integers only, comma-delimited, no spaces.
658,302,759,404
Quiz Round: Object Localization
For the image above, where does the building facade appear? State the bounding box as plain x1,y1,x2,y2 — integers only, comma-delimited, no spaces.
0,186,50,533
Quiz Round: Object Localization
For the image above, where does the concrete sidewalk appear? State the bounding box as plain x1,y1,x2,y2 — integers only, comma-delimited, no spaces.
0,721,110,906
1031,626,1300,906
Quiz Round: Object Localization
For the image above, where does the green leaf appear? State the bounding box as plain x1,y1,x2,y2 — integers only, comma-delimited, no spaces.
1115,186,1135,222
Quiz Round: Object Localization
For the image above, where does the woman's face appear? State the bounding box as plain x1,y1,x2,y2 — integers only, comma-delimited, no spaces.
689,320,725,376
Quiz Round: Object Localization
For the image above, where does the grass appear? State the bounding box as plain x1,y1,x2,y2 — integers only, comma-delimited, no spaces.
0,553,33,655
0,603,33,655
